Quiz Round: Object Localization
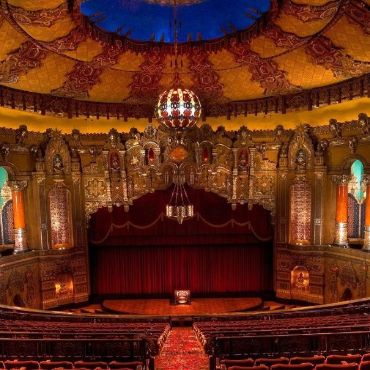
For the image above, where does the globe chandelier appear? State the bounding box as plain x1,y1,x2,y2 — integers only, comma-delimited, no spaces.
155,0,200,223
155,0,201,131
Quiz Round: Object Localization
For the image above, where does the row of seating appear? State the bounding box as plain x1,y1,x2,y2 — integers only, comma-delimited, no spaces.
221,362,370,370
194,311,370,351
0,360,144,370
218,354,370,369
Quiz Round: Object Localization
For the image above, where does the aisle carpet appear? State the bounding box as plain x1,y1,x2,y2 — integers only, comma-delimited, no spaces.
155,327,209,370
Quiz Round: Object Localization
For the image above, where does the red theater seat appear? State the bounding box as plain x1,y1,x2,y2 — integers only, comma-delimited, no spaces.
290,356,325,365
271,363,314,370
39,361,73,370
220,358,254,369
255,358,290,367
316,364,359,370
326,355,362,365
362,355,370,362
360,362,370,370
108,361,143,369
74,362,108,370
4,360,40,370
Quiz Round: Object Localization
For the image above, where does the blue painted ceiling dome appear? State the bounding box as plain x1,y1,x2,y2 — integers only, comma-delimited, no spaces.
80,0,271,43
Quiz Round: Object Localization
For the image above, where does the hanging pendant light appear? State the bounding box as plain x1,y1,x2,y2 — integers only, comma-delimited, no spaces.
165,176,194,224
155,0,201,131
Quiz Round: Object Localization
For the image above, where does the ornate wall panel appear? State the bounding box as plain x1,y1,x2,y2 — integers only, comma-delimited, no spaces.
48,184,73,249
290,177,312,245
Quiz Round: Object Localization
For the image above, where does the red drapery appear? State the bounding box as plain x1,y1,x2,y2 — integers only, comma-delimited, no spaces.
89,187,273,296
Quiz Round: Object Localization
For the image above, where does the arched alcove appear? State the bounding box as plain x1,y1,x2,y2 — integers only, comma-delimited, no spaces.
348,160,366,240
0,167,14,245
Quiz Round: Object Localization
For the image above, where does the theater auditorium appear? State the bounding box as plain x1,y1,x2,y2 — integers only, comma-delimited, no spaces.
0,0,369,369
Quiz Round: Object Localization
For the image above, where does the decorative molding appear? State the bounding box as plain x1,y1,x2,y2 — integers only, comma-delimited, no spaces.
0,73,368,120
229,38,300,95
129,47,166,103
9,3,68,27
283,0,339,23
188,47,224,102
0,41,47,84
51,43,123,99
305,36,370,78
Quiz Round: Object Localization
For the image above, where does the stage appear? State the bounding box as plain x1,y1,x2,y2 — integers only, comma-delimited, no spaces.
102,297,263,316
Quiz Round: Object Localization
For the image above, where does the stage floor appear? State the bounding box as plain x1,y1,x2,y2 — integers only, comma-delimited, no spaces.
102,297,263,316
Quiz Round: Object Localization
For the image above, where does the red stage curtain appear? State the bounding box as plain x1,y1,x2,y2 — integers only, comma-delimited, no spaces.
90,244,272,295
89,187,273,296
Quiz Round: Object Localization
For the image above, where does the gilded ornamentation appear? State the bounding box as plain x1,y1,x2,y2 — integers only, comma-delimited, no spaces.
44,27,87,53
288,125,314,170
0,41,46,84
44,130,71,176
10,3,68,27
52,43,123,98
229,38,300,95
305,36,370,78
283,0,338,22
130,47,166,102
188,47,224,101
48,184,73,249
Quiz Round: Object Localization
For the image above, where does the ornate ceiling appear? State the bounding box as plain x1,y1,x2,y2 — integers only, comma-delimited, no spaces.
80,0,270,43
0,0,369,120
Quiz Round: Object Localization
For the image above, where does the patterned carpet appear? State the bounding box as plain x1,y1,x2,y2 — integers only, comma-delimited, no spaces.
155,327,209,370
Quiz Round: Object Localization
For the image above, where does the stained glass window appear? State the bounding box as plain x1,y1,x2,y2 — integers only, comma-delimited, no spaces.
348,160,366,239
0,167,14,245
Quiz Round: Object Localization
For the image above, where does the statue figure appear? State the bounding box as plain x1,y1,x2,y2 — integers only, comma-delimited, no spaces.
296,149,307,171
53,154,64,174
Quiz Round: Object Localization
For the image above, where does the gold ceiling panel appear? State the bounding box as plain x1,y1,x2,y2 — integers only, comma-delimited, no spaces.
274,46,337,89
88,69,133,102
324,15,370,62
160,71,194,91
114,51,145,71
0,20,27,62
1,52,75,93
7,0,64,10
163,53,190,74
250,34,289,58
218,66,265,100
208,49,239,70
274,12,333,37
17,17,75,42
63,38,104,62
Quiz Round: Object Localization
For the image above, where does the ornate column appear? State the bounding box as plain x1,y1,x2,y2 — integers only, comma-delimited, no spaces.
10,181,28,253
363,176,370,250
334,175,349,247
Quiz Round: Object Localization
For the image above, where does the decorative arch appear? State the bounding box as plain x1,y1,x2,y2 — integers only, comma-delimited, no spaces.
347,159,366,239
0,167,14,245
48,183,73,249
288,125,315,170
341,154,370,173
44,130,71,176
